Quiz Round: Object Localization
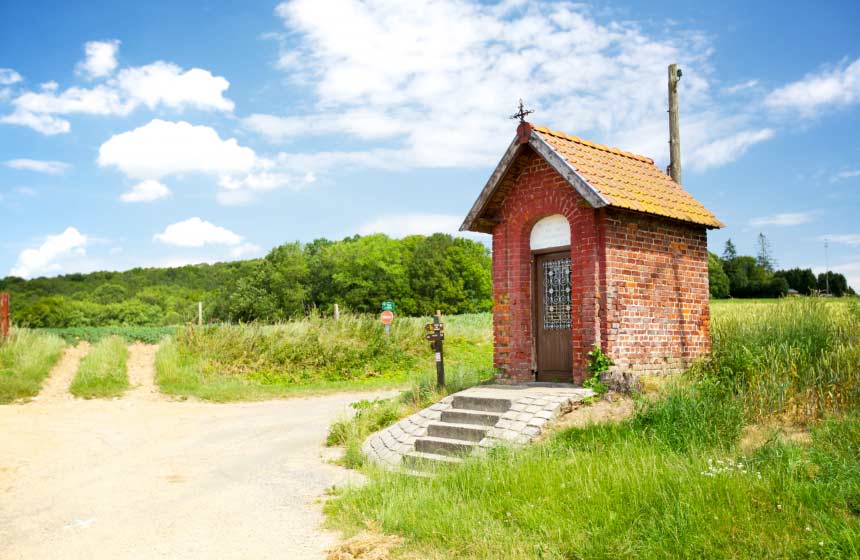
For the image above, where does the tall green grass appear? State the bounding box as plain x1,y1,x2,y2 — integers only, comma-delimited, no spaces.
0,328,65,403
155,312,492,401
327,388,860,559
70,335,129,398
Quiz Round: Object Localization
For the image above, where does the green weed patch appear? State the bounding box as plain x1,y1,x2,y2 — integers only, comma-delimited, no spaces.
70,335,129,398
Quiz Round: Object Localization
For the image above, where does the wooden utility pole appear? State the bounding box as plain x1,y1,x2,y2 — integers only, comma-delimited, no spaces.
1,293,10,339
667,63,682,185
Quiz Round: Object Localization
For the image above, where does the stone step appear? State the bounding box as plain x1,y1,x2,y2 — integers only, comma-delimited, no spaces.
451,395,513,413
427,422,488,442
414,436,477,456
401,450,463,471
441,408,502,427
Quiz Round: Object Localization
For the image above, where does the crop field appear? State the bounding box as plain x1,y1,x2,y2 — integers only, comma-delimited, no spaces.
326,298,860,559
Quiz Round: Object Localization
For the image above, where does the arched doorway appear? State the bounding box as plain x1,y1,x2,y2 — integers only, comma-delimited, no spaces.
530,215,572,382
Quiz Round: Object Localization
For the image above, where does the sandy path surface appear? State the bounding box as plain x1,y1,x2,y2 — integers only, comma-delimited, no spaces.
0,344,392,560
33,342,90,402
125,342,161,400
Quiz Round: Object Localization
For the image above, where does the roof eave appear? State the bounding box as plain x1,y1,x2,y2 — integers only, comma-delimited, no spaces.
460,135,524,232
460,130,610,233
527,131,610,208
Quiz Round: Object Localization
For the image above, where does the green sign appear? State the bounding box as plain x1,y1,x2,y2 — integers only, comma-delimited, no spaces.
381,301,395,311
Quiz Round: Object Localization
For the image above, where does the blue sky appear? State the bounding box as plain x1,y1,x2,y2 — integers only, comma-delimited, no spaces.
1,0,858,287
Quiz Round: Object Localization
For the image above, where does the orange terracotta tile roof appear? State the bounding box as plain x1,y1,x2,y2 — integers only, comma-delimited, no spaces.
533,125,724,228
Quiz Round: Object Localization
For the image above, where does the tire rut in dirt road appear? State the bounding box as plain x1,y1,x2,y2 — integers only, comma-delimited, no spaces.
126,343,161,400
35,342,91,402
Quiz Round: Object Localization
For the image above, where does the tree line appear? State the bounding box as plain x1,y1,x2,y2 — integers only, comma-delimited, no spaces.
1,233,493,328
708,234,854,299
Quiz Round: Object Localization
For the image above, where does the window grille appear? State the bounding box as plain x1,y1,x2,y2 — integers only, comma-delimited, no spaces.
542,258,571,329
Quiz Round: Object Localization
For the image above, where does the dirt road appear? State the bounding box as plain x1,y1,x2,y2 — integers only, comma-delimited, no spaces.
0,345,389,560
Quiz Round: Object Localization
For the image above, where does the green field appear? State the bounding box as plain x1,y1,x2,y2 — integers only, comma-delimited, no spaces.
325,298,860,559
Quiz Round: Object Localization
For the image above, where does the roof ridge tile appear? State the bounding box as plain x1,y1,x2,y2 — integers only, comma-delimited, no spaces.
532,125,655,165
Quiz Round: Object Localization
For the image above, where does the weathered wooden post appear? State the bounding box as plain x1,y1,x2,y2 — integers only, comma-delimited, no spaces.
667,63,682,185
333,303,340,321
198,301,203,326
1,292,10,339
425,310,445,388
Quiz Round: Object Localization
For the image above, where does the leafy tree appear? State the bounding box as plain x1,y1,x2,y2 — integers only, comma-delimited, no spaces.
91,283,128,304
818,272,849,297
707,252,730,298
774,268,818,295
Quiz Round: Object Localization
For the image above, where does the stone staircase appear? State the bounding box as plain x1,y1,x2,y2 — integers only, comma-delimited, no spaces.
402,393,513,471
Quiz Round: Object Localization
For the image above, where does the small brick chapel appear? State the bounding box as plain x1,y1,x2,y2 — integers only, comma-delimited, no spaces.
460,122,723,385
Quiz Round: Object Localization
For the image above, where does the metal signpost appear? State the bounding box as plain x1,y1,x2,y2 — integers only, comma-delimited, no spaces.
380,301,395,336
424,310,445,388
0,292,9,340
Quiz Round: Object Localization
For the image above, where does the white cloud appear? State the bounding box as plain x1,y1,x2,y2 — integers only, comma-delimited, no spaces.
688,128,774,172
230,243,263,258
1,84,134,134
725,79,759,94
15,186,36,197
98,119,256,179
154,217,243,247
4,159,70,174
259,0,766,172
749,211,816,227
119,179,171,202
0,68,22,85
764,58,860,115
820,234,860,246
9,227,88,278
116,61,234,112
77,40,121,79
358,212,483,239
1,41,234,135
832,170,860,182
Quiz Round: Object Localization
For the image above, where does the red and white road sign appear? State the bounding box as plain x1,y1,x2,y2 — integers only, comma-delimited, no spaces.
380,310,394,325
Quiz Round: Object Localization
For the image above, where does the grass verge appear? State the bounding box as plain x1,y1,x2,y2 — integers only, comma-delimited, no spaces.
154,313,492,401
70,335,129,398
0,328,65,403
326,387,860,559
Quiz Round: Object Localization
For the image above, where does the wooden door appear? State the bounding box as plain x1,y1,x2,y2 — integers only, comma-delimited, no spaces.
534,251,573,382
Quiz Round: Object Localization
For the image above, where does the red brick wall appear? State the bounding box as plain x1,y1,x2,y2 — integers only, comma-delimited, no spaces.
491,149,600,383
600,209,711,383
490,148,711,385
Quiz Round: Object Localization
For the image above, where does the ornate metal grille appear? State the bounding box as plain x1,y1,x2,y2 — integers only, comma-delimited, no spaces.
542,258,572,330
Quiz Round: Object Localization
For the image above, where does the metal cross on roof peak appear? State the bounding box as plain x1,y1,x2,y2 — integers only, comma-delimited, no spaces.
510,99,534,124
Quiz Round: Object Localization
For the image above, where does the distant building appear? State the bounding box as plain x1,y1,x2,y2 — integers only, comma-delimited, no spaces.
461,123,723,386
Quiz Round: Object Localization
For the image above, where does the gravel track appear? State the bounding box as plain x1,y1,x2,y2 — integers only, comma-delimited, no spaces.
0,344,387,559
